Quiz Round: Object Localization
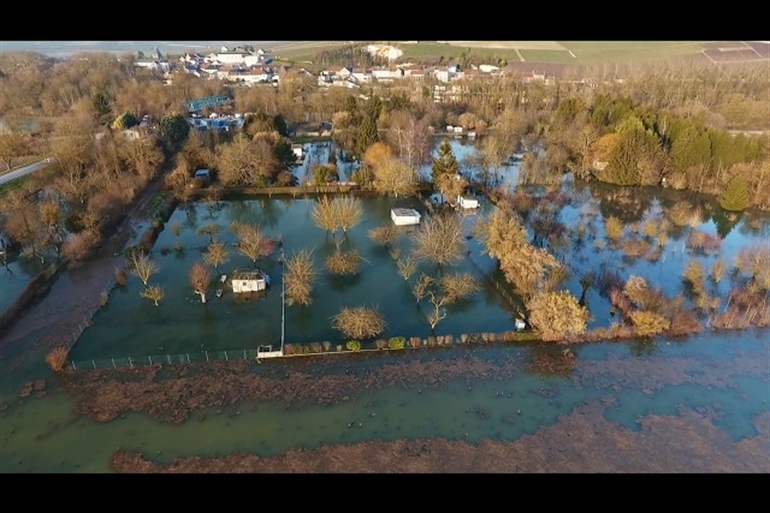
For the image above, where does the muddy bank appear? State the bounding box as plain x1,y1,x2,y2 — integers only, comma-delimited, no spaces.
59,340,769,426
110,400,770,473
61,351,525,424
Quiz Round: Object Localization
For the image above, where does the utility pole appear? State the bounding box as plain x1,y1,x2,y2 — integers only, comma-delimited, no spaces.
280,245,285,354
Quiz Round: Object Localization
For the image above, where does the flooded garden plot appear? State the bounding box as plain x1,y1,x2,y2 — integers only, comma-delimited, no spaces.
507,179,770,331
0,253,48,318
70,194,520,361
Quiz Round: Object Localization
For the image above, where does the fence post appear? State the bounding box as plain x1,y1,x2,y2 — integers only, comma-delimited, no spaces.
112,358,116,369
149,355,152,365
129,357,133,369
205,350,209,362
243,349,247,360
167,355,171,365
187,354,191,364
225,351,228,361
92,360,96,369
71,360,77,371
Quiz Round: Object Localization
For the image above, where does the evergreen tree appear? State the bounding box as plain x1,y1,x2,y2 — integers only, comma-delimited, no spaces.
355,115,379,158
160,114,191,148
720,175,750,212
431,138,459,184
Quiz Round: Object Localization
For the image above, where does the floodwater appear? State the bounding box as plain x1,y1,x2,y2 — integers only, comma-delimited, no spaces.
1,138,769,472
1,330,768,472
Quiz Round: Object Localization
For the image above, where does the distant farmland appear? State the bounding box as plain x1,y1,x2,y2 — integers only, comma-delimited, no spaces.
264,40,770,70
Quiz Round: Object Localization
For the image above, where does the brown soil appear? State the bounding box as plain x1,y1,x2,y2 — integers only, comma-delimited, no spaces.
58,341,769,427
110,400,770,473
60,351,525,424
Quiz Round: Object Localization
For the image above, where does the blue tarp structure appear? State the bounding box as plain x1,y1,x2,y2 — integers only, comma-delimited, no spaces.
185,95,232,113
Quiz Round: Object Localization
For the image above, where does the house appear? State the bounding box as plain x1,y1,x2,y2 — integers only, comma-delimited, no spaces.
457,195,479,209
391,208,421,226
231,269,270,293
291,144,304,161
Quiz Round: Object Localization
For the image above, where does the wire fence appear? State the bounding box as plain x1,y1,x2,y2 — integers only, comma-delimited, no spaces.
69,346,284,371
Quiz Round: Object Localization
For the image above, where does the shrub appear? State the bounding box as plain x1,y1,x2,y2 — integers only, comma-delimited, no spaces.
375,339,388,350
332,306,386,339
45,346,69,372
114,268,127,286
409,337,421,348
322,341,332,352
309,342,323,353
345,340,361,351
526,290,591,341
630,310,671,337
388,337,405,350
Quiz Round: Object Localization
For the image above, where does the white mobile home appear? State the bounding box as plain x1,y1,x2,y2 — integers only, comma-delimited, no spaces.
231,269,270,293
391,208,421,226
457,195,479,209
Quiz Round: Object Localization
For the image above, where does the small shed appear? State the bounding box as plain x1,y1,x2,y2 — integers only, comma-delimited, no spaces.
291,144,304,161
457,195,479,209
231,269,270,293
391,208,421,226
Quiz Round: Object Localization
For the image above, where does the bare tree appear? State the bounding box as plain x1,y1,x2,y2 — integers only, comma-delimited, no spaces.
0,130,29,171
332,306,387,340
336,196,363,233
411,212,465,268
203,241,229,271
311,195,338,233
197,223,220,243
369,226,398,247
127,253,160,286
396,254,418,282
189,261,211,304
384,110,432,169
231,222,275,265
411,271,480,330
284,248,317,306
141,285,165,306
373,157,419,197
326,249,363,276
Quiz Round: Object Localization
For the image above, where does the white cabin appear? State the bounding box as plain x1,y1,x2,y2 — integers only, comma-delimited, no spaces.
457,195,479,209
231,269,270,293
391,208,421,226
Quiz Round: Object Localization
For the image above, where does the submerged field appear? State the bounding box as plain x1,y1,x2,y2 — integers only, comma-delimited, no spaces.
67,138,770,367
70,194,519,363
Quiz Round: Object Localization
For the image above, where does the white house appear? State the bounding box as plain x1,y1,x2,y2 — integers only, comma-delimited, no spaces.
231,269,270,293
391,208,421,226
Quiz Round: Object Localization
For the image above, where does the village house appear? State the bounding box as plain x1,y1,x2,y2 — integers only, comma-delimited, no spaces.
134,47,171,73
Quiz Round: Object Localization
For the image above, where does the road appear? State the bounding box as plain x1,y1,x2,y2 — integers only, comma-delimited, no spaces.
0,158,52,186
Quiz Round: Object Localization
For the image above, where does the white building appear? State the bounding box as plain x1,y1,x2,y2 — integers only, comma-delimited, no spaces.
457,195,479,209
391,208,421,226
231,269,270,293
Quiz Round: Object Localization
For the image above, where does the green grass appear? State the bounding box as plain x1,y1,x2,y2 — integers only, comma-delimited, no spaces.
557,41,710,62
399,43,521,62
518,49,576,64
